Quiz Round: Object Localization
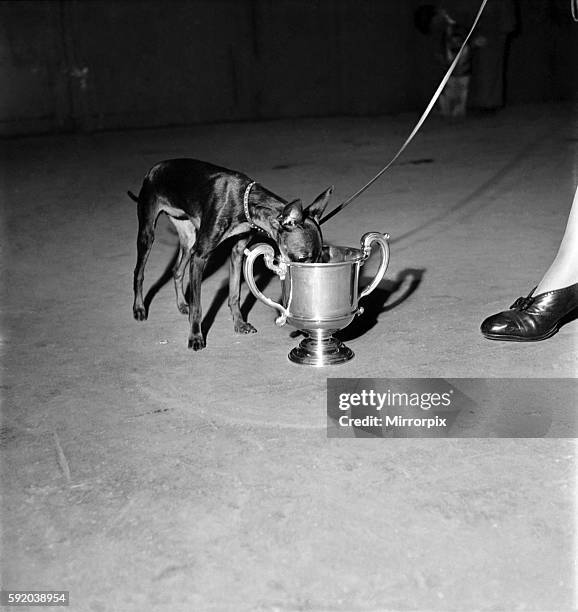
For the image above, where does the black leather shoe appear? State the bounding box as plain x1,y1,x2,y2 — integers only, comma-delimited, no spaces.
481,283,578,342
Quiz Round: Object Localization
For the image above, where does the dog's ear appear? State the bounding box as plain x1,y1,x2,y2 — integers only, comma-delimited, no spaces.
305,186,333,221
278,200,304,227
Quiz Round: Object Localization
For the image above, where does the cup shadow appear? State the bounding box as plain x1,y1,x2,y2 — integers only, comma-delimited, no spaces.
335,267,425,342
286,267,425,341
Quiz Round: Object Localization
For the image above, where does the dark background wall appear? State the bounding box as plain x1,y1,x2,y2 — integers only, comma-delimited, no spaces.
0,0,575,137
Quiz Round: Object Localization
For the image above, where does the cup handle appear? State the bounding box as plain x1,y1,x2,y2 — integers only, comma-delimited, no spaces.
243,243,290,326
358,232,391,300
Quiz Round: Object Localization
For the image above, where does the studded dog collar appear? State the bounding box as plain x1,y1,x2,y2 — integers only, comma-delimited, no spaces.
243,181,269,236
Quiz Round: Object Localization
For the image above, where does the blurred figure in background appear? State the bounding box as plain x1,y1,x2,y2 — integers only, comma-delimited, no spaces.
444,0,517,112
414,0,517,113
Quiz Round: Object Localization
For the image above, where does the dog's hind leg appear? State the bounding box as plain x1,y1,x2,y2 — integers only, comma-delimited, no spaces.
229,236,257,335
187,248,209,351
133,206,157,321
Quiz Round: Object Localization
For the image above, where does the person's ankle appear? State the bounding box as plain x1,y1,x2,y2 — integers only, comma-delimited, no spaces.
535,277,578,295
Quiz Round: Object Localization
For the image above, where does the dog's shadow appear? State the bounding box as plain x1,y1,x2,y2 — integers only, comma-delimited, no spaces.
143,247,180,314
143,228,425,341
200,256,273,337
142,237,274,337
288,267,425,342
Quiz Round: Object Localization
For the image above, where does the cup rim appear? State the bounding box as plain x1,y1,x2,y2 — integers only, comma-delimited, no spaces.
281,244,364,267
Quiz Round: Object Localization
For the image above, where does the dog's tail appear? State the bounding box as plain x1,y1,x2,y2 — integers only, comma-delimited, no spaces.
127,190,139,203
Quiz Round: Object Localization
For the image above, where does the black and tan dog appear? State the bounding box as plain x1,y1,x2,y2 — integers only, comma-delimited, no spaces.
129,159,332,350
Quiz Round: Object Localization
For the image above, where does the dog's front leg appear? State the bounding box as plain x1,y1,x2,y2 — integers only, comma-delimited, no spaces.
229,236,257,335
188,250,208,350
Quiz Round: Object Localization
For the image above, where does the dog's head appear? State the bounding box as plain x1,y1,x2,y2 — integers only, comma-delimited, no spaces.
273,187,332,263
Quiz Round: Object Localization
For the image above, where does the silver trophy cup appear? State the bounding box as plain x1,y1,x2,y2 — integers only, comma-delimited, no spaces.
243,232,390,366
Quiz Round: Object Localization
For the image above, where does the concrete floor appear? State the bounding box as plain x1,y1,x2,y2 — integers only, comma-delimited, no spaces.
1,103,576,611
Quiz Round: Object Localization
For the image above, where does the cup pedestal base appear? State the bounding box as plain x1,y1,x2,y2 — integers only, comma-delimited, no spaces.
288,330,354,366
